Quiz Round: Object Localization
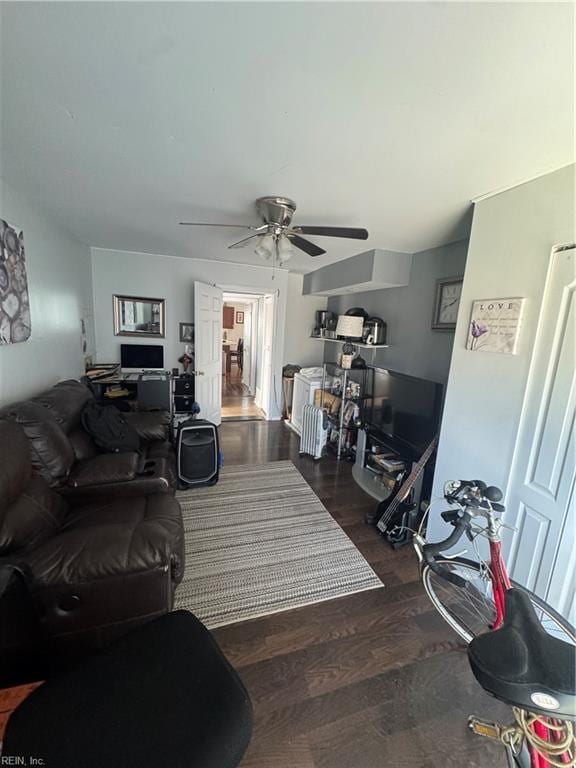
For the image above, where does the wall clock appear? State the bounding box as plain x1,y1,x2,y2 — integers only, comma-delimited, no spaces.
432,277,463,330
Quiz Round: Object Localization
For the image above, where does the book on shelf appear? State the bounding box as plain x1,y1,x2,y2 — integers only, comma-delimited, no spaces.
85,363,120,381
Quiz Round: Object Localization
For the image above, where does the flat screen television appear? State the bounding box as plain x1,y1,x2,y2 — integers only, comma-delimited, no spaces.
120,343,164,372
367,368,443,457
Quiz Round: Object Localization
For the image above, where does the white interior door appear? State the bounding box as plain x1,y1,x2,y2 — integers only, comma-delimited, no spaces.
194,281,223,425
503,245,576,623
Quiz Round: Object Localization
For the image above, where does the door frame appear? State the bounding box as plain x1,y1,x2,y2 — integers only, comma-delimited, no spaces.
219,285,282,421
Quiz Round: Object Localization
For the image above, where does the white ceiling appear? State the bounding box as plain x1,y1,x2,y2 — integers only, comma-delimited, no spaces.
1,2,573,273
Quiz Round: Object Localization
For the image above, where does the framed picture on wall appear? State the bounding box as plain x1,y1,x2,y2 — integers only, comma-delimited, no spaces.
235,311,244,324
179,322,194,343
465,297,525,354
0,218,32,345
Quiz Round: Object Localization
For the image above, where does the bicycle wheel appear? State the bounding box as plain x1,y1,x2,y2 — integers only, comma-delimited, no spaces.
421,556,576,645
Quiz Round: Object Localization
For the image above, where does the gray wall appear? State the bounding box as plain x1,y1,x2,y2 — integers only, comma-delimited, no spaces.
326,239,468,384
0,180,94,404
283,274,328,367
428,164,575,543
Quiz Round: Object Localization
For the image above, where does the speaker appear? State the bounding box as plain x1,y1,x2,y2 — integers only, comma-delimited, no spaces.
174,395,195,413
176,420,219,488
174,377,194,396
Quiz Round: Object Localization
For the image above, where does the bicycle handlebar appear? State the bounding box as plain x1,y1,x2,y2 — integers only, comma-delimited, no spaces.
422,514,471,588
420,478,505,588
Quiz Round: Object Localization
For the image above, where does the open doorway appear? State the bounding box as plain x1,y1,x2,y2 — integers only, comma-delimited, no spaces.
221,292,265,421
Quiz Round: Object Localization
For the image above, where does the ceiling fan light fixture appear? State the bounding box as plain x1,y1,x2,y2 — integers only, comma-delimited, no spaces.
277,234,293,266
255,233,274,260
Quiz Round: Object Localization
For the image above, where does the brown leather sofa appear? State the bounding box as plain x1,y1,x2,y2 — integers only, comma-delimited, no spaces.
0,420,185,652
0,379,175,498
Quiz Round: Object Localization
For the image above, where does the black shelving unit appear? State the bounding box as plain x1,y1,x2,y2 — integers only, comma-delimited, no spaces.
319,363,373,460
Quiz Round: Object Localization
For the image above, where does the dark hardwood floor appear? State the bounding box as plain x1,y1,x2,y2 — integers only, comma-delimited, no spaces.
215,421,509,768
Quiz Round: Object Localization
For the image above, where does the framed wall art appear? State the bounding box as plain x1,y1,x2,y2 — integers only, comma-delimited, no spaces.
113,295,165,338
235,311,244,324
466,297,526,354
0,219,32,345
179,322,194,343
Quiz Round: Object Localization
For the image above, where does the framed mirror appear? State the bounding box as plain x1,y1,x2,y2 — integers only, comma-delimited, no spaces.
113,295,165,338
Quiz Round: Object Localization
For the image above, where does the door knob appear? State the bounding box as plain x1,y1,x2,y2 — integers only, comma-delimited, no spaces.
194,371,205,376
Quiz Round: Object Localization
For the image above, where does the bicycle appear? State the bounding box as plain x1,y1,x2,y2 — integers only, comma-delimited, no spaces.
412,479,575,767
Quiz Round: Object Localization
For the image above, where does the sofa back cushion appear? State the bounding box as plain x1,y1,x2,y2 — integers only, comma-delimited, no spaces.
32,380,93,434
0,421,31,508
0,421,67,554
67,428,99,462
0,402,75,486
31,380,99,461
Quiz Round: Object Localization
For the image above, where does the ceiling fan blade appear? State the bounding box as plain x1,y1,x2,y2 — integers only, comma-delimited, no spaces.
295,226,369,240
179,222,266,230
228,234,261,250
289,234,326,257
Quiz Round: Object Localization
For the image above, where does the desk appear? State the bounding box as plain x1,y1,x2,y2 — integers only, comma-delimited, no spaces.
89,373,171,411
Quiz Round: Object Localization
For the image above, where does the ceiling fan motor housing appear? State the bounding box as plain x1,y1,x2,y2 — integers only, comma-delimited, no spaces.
256,196,297,229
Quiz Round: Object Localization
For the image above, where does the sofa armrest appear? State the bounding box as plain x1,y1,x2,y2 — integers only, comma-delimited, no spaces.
67,453,140,488
124,411,170,443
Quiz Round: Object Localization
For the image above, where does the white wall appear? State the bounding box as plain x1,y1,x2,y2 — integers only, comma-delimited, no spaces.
429,165,575,542
0,180,94,404
91,248,290,418
283,273,327,367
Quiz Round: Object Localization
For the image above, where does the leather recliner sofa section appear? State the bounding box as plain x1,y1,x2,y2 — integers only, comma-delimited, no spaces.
0,420,185,651
0,379,175,498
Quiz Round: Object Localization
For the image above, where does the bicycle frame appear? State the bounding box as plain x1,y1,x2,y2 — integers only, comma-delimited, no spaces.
415,503,567,768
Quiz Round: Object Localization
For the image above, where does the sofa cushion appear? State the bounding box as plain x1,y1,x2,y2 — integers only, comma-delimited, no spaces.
67,427,99,462
67,453,140,488
0,421,68,555
145,441,175,461
124,411,170,443
22,494,184,585
0,475,68,555
32,380,93,434
0,402,74,486
0,421,32,509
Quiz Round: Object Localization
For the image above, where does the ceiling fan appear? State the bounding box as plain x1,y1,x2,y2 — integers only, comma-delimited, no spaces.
179,196,369,264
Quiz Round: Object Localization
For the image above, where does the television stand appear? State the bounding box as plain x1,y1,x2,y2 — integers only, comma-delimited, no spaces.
352,428,423,506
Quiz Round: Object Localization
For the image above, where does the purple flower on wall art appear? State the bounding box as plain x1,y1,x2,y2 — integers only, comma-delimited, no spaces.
468,320,488,350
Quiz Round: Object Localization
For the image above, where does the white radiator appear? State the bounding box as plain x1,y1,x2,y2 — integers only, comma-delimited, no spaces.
299,405,327,460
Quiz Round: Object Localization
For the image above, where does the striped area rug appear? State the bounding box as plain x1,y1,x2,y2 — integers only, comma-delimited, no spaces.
174,460,383,628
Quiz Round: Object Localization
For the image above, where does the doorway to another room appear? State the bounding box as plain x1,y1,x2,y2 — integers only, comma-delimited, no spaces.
221,293,265,421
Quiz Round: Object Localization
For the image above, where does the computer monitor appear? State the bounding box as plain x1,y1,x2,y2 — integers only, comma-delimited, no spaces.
120,344,164,372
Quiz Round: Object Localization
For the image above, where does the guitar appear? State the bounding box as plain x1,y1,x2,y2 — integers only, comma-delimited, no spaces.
375,436,438,548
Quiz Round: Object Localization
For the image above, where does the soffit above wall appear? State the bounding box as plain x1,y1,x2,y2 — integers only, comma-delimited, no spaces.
303,250,412,296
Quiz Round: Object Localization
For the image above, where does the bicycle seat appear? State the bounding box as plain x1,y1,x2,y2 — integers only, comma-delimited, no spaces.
468,588,575,718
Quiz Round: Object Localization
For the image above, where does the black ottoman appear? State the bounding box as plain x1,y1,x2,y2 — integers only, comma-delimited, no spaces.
4,611,252,768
